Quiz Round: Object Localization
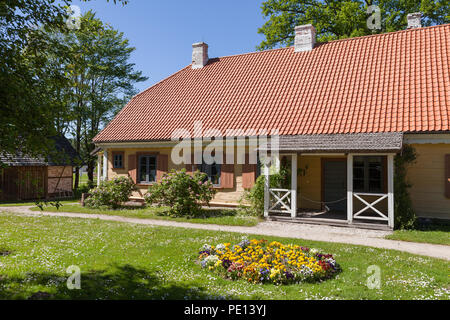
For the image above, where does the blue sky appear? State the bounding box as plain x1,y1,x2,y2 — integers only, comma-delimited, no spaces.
72,0,267,92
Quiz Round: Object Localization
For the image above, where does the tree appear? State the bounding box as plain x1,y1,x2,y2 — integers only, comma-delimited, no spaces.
257,0,450,50
0,0,127,164
61,12,147,188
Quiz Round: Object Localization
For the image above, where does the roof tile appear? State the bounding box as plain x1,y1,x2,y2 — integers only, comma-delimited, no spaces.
94,24,450,143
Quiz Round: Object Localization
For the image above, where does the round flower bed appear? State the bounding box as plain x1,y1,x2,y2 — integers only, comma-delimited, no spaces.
198,238,340,284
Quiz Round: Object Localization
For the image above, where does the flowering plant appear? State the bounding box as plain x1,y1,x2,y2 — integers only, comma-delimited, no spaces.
144,169,216,217
85,176,136,209
197,237,340,284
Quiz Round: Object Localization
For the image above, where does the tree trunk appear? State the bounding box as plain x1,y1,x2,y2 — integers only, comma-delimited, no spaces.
87,158,95,186
74,116,82,190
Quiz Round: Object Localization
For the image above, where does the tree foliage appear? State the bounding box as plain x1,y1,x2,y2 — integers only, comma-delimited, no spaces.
56,11,147,187
258,0,449,49
0,0,128,163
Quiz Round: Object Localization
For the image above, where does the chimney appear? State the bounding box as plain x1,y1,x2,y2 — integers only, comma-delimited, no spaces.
294,24,316,52
192,42,209,69
407,12,422,29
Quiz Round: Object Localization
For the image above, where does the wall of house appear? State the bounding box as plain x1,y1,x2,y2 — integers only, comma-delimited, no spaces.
47,166,73,195
297,155,323,211
106,147,247,205
0,166,47,201
407,143,450,219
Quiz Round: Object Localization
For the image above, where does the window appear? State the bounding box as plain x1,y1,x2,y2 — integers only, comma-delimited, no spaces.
139,155,157,184
353,156,385,193
200,161,221,186
112,152,124,169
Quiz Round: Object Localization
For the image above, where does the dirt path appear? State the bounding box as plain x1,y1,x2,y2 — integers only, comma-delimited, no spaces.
1,206,449,261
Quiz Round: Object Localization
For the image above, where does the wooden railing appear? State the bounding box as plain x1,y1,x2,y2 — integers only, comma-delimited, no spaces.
268,188,292,214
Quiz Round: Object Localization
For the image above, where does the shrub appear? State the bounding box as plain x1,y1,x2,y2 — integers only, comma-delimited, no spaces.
242,165,289,217
85,176,136,209
73,183,93,199
394,145,417,229
198,238,340,284
144,169,216,217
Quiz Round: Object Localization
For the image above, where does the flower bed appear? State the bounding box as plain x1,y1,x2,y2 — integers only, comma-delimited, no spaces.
198,238,340,284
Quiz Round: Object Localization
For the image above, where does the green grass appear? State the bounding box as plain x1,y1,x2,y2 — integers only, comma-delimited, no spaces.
74,173,96,188
29,203,260,227
0,213,448,300
386,225,450,246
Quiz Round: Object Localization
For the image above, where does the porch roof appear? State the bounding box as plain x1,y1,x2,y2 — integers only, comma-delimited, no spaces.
259,132,403,153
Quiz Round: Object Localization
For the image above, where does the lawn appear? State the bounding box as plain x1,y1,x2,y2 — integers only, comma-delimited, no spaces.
74,172,96,187
29,203,260,227
385,225,450,246
0,213,448,300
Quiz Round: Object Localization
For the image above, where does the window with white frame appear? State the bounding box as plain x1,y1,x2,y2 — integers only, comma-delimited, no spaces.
113,152,124,169
353,156,385,193
139,155,157,184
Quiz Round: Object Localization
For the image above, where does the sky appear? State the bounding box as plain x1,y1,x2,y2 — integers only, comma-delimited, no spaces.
71,0,267,92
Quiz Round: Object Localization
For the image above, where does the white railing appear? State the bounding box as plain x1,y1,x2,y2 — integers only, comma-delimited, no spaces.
353,192,389,222
268,188,291,214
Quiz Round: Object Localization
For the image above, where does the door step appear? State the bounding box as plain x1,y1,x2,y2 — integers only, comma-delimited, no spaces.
268,215,392,231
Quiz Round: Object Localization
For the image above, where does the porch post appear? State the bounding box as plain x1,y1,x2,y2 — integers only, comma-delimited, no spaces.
291,153,297,218
263,161,270,218
97,153,102,186
102,148,108,182
387,154,395,229
347,154,353,224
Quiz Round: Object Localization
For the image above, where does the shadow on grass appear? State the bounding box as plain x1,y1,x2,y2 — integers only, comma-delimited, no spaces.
415,218,450,232
155,207,240,219
0,264,233,300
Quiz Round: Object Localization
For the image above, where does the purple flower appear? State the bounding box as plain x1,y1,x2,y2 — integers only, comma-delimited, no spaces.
285,271,294,279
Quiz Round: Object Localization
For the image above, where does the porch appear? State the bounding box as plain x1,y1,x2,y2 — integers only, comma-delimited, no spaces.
261,133,403,230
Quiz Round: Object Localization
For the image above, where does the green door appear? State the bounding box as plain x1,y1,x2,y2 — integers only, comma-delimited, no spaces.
323,160,347,212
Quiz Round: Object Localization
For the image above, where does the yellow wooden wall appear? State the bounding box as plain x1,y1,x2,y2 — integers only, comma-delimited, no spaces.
297,155,322,210
407,144,450,219
106,147,246,205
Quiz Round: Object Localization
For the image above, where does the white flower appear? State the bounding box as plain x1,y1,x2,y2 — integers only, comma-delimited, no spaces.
202,244,212,251
204,255,219,267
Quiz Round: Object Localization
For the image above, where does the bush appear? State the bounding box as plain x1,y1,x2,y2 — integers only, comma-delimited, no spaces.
394,145,417,229
73,183,93,199
85,176,136,209
242,164,289,217
144,169,216,217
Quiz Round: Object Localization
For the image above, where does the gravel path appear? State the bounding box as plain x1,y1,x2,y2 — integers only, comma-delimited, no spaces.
1,206,449,261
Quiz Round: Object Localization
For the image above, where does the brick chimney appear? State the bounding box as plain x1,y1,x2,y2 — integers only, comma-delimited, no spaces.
192,42,209,69
294,24,316,52
407,12,422,29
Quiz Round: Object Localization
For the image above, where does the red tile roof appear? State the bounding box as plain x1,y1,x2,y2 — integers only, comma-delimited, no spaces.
94,24,450,143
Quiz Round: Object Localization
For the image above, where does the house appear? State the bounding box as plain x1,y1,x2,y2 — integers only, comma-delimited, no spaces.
93,14,450,229
0,135,79,201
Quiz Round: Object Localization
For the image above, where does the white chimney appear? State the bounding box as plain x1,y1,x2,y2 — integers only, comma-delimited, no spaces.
192,42,209,69
407,12,422,29
294,24,316,52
